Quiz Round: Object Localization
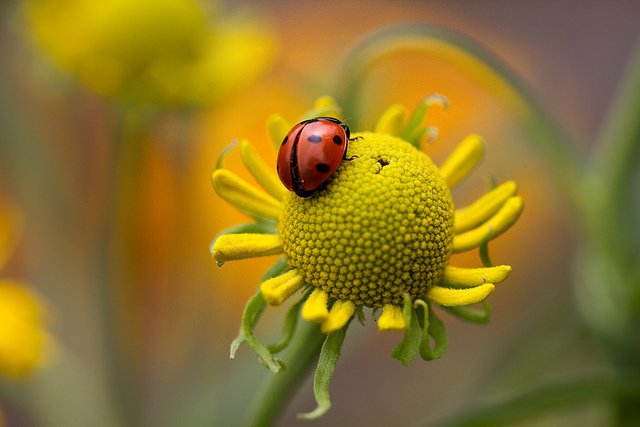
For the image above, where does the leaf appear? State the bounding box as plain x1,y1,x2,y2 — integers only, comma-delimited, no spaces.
298,320,351,420
229,258,289,374
267,291,307,354
444,301,493,324
391,293,420,365
416,301,448,361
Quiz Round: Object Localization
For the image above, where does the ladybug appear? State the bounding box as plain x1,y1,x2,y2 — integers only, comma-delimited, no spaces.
277,117,352,197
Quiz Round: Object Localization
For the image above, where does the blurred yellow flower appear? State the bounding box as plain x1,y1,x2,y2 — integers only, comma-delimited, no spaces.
24,0,276,106
0,203,52,379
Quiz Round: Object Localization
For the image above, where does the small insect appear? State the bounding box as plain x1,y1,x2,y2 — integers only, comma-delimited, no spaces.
277,117,352,197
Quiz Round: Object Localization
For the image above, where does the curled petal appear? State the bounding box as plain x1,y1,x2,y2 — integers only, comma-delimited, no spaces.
374,104,408,137
427,283,495,306
321,301,355,334
439,134,485,188
212,233,283,263
452,196,524,253
260,269,304,306
454,181,518,233
441,265,512,287
378,304,405,331
212,169,282,220
239,140,287,201
302,288,330,323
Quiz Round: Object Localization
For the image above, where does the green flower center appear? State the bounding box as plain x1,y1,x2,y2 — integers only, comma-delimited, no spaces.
280,132,454,308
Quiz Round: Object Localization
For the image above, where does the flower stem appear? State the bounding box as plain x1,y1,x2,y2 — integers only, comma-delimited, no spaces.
337,24,583,205
428,374,640,427
244,322,325,427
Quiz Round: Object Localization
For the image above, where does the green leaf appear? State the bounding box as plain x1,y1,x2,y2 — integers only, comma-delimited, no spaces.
229,258,289,374
215,140,239,169
298,320,351,420
479,240,493,268
416,301,448,361
267,292,306,354
391,293,421,365
444,301,493,324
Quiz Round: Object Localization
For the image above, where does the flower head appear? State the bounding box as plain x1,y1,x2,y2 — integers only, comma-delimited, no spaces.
0,202,52,379
211,96,524,417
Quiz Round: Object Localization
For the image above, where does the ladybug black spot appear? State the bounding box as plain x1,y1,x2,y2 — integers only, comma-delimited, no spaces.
332,135,343,145
308,135,322,143
315,163,330,173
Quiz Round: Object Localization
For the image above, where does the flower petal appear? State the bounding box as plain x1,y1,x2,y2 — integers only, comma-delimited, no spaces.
301,96,342,121
374,104,407,137
378,304,405,331
439,134,485,188
440,265,512,287
212,169,282,220
454,181,518,233
302,288,330,323
452,196,524,253
260,269,304,306
239,140,287,201
321,301,355,334
427,283,495,306
267,113,292,149
212,233,283,263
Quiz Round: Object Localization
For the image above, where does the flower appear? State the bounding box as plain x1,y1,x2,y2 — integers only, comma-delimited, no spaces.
23,0,276,107
0,202,52,379
211,96,524,417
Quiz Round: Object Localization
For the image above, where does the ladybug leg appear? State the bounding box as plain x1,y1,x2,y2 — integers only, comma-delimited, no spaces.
344,154,359,161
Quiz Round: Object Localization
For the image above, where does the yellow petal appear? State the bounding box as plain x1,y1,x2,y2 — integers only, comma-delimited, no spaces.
440,265,512,287
374,104,407,137
301,96,342,121
212,233,283,263
427,283,495,306
302,288,330,323
239,140,287,201
439,134,485,188
260,269,304,306
454,181,518,233
266,113,292,149
321,300,355,334
452,196,524,253
212,169,282,220
377,304,405,331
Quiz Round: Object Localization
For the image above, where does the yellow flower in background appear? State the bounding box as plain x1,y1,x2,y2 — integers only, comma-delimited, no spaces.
211,96,524,418
23,0,276,107
0,202,52,379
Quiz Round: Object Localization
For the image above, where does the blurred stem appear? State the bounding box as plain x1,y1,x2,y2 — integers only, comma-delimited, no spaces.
429,374,640,427
337,24,583,206
244,322,325,427
591,39,640,216
98,108,149,426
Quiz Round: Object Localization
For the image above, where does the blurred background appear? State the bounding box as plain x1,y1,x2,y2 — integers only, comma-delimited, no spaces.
1,1,639,426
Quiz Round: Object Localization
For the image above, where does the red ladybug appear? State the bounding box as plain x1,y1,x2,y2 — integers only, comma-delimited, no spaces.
277,117,351,197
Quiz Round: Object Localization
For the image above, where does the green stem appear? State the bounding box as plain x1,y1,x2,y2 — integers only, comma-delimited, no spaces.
337,24,583,206
429,374,640,427
591,40,640,213
244,322,325,427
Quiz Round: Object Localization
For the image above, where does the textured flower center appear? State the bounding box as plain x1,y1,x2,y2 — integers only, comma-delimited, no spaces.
280,132,454,307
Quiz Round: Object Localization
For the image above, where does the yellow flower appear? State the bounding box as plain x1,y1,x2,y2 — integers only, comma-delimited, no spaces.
0,202,52,379
23,0,276,107
211,96,523,417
